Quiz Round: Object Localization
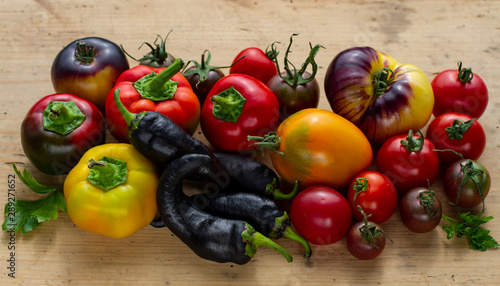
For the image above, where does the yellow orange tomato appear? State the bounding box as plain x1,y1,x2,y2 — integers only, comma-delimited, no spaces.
250,108,373,189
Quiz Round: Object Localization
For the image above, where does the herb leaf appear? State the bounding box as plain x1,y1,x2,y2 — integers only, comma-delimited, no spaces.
2,164,66,234
442,212,499,251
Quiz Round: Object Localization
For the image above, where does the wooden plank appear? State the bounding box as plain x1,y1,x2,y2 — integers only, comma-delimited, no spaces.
1,0,499,284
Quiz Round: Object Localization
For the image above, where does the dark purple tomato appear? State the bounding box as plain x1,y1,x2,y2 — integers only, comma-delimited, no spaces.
443,159,491,210
51,37,130,111
399,187,442,233
346,220,387,260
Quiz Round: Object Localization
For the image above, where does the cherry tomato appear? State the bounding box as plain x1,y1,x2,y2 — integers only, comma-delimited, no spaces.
346,217,388,260
229,47,277,84
290,186,352,245
431,61,488,118
426,112,486,168
376,130,440,196
347,171,398,224
399,187,442,233
443,159,491,211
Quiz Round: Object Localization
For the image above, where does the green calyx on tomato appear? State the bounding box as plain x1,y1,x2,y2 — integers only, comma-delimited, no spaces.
74,41,98,64
247,132,284,156
419,187,439,218
210,86,246,123
87,156,128,191
356,205,392,249
43,101,86,136
132,58,183,101
267,33,323,88
351,178,369,208
456,159,488,213
445,118,477,140
400,129,425,152
372,68,395,96
457,61,474,84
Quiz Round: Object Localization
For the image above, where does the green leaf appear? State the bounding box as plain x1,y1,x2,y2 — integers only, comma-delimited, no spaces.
12,163,60,194
442,212,498,251
2,191,66,234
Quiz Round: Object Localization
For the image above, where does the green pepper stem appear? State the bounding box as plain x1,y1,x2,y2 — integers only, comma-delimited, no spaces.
268,179,300,200
43,101,86,136
145,58,183,92
113,88,146,136
271,212,312,261
87,156,128,191
242,222,293,263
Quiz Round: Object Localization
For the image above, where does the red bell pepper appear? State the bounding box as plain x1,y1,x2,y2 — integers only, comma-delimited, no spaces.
105,59,200,143
21,93,106,175
200,73,280,152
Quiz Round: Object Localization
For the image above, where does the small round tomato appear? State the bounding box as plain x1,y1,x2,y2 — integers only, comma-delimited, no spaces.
432,61,488,118
347,171,398,224
346,218,388,260
426,112,486,168
376,130,440,196
399,187,442,233
229,47,278,84
443,159,491,210
290,186,352,245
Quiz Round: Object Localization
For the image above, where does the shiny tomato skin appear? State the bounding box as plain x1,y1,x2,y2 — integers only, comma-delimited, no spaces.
431,68,488,118
347,171,398,224
346,221,386,260
229,47,278,84
426,112,486,168
51,37,130,111
443,159,491,209
265,108,373,189
376,133,440,196
399,187,442,233
290,186,352,245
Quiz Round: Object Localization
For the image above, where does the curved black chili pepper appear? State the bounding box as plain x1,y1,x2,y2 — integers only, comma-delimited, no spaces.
156,153,293,264
192,191,311,260
213,152,299,200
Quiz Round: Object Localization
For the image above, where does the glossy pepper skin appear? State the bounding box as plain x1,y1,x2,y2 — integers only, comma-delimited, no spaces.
200,73,280,152
51,37,130,111
324,47,434,144
63,143,158,238
105,59,200,143
156,153,293,264
21,93,106,175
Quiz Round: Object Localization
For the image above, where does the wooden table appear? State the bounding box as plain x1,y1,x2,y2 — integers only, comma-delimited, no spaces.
1,0,499,285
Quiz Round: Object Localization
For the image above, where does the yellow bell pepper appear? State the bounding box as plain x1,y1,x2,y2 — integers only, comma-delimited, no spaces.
63,143,158,238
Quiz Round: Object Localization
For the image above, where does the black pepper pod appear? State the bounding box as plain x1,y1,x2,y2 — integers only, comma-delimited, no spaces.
157,153,293,264
191,191,311,260
213,152,299,200
113,88,226,176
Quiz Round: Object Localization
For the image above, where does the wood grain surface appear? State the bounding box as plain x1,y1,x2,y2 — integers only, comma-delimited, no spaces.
1,0,499,285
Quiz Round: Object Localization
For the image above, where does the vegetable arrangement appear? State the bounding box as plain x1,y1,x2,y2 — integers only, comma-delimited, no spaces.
3,33,498,266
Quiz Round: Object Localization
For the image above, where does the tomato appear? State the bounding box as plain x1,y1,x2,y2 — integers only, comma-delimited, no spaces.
290,186,352,245
426,112,486,168
266,34,322,121
51,37,130,111
249,108,372,189
431,61,488,118
346,216,388,260
399,187,442,233
201,74,279,152
347,171,398,224
376,130,440,196
324,46,434,144
443,159,491,211
229,47,278,84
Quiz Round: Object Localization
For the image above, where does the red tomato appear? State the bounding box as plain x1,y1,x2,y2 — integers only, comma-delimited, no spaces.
229,47,278,84
290,186,352,245
431,62,488,118
376,130,440,196
426,112,486,168
347,171,398,224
